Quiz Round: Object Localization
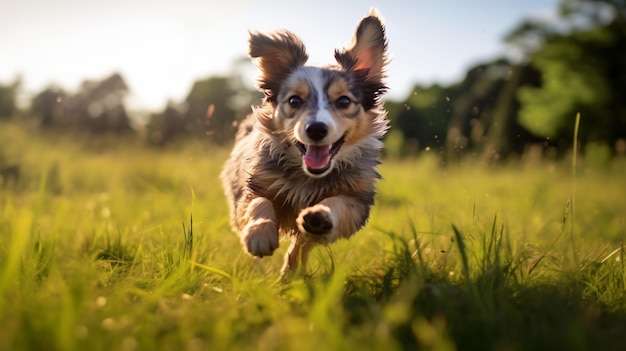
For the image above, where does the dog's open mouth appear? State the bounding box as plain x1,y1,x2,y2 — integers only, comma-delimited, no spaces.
296,134,346,175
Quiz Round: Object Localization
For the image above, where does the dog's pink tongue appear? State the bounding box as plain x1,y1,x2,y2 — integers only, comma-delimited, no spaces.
303,145,332,170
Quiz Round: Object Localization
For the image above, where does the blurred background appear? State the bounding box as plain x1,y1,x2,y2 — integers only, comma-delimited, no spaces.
1,0,624,164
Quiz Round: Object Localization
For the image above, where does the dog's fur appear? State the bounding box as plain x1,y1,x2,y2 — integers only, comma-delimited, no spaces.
221,9,389,274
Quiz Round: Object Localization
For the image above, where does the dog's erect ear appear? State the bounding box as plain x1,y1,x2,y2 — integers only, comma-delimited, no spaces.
249,31,309,99
335,9,389,106
336,9,388,79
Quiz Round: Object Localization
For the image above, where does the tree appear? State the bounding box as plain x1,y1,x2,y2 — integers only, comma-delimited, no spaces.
389,58,542,163
182,71,262,145
183,76,237,144
146,59,262,146
145,102,185,146
31,73,133,134
390,84,456,158
0,78,20,119
515,0,626,154
31,86,66,127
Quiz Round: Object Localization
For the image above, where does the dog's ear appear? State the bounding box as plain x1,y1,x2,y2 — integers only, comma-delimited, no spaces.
249,31,309,99
336,9,388,80
335,9,389,108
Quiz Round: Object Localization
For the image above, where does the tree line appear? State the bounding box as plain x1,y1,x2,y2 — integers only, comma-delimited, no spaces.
386,0,625,163
1,0,624,163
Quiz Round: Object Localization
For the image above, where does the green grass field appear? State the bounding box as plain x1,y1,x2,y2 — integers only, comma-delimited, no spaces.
1,122,626,350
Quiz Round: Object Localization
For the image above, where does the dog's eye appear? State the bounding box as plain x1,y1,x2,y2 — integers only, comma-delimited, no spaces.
288,95,303,109
335,96,352,109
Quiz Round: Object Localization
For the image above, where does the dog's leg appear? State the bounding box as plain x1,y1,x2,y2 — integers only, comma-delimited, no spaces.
240,197,279,257
281,238,315,275
284,195,369,274
296,195,371,244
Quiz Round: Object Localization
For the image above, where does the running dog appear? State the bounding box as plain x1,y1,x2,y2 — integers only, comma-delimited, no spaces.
221,9,389,274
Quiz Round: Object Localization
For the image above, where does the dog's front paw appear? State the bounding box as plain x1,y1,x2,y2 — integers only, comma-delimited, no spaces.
297,204,335,237
241,219,279,257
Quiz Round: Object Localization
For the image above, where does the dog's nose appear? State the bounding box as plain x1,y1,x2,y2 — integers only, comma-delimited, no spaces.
305,121,328,141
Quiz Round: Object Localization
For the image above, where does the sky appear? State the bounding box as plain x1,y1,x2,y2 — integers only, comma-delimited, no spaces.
0,0,561,111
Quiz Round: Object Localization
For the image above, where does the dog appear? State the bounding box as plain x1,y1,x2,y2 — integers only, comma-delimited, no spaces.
221,9,389,274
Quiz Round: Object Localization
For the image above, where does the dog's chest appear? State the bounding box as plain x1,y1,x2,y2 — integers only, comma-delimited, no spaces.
250,173,337,211
249,161,370,205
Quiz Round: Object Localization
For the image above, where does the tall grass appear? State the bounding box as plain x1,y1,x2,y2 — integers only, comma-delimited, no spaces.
1,121,626,350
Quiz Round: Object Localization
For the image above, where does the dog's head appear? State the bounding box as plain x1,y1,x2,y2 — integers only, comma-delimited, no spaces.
249,9,389,178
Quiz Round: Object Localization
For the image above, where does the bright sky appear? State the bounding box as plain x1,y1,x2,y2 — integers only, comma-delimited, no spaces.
0,0,560,111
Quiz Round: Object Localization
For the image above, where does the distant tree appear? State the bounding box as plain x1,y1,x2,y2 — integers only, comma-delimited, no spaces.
445,60,510,161
560,0,626,26
145,102,185,146
390,58,542,163
445,59,543,162
0,78,20,119
504,19,555,63
68,73,133,133
393,84,456,157
183,72,261,145
515,0,626,154
31,86,66,127
385,0,625,163
183,76,237,144
481,63,543,159
31,73,133,133
146,59,262,146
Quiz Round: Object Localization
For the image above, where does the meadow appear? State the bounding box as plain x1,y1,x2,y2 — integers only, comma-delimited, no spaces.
1,121,626,350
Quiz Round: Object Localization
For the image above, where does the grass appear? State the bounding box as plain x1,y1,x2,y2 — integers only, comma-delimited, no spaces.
1,121,626,350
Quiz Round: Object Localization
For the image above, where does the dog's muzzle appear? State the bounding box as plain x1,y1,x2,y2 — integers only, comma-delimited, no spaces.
296,134,346,176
